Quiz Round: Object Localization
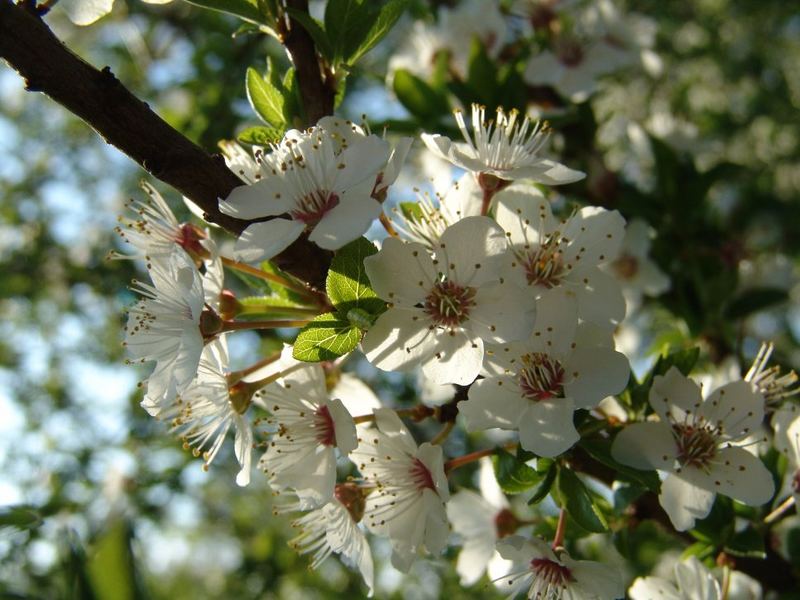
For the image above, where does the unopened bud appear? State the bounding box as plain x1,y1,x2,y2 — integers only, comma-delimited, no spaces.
218,290,242,321
199,308,223,339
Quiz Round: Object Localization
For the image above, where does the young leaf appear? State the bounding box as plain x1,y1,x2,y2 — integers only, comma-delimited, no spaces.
393,69,450,121
185,0,263,24
492,450,543,495
293,313,360,362
528,460,557,505
327,237,385,316
325,0,373,65
0,505,42,531
466,37,496,106
245,67,286,128
555,468,608,533
237,125,283,146
579,437,660,493
346,0,409,65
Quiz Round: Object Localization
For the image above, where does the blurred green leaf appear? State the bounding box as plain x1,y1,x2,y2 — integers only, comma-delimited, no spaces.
554,467,608,533
185,0,263,24
527,460,557,505
0,505,42,531
724,287,789,320
237,125,283,145
346,0,409,65
286,8,334,61
492,450,543,494
393,69,450,121
87,521,137,600
580,437,660,493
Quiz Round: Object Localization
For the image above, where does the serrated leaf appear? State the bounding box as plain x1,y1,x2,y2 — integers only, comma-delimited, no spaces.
347,0,409,65
393,69,450,121
528,461,556,505
237,125,283,146
724,287,789,320
580,437,660,492
327,237,385,317
286,8,334,61
492,450,543,495
246,67,286,128
293,313,360,361
555,468,608,533
185,0,263,24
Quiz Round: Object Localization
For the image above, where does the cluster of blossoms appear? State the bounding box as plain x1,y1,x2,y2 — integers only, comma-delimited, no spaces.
111,95,800,597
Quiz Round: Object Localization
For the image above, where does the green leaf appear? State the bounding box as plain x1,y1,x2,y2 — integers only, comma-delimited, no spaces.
466,37,496,105
393,69,450,121
725,526,766,559
492,450,543,494
0,505,42,531
245,67,286,128
237,125,283,146
347,0,409,65
327,237,385,317
690,496,734,545
185,0,263,24
286,8,334,61
325,0,375,65
580,437,660,492
528,460,557,505
399,201,424,222
555,468,608,533
282,67,302,126
293,313,360,361
724,287,789,320
87,520,136,600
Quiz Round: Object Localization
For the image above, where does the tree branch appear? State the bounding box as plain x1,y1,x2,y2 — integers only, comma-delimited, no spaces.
0,0,331,287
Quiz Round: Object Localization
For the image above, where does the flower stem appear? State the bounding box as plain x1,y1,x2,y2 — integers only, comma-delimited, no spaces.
480,188,494,216
238,304,322,317
379,213,400,238
721,564,731,600
220,256,321,303
221,319,310,332
444,448,496,473
552,508,567,549
431,421,455,445
764,495,795,524
227,350,282,385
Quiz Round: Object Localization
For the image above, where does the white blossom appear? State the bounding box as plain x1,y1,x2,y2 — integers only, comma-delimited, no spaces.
352,408,449,572
461,299,629,457
219,124,390,261
258,362,357,509
157,336,253,486
612,367,774,531
362,216,535,385
124,248,209,409
496,535,623,599
629,555,721,600
494,185,627,329
422,105,584,185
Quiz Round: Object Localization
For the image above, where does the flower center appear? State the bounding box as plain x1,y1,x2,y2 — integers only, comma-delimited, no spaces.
523,244,564,288
314,404,337,446
178,222,209,258
334,482,366,523
530,558,573,586
494,508,520,539
410,457,436,491
612,254,639,280
424,280,477,327
556,39,584,68
673,423,718,469
290,191,340,225
519,353,565,401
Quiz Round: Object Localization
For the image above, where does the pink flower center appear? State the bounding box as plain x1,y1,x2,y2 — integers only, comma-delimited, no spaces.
673,422,718,468
530,558,573,586
424,280,477,327
178,223,210,258
523,244,564,288
519,353,565,401
494,508,520,539
410,458,436,491
290,191,340,225
314,404,337,447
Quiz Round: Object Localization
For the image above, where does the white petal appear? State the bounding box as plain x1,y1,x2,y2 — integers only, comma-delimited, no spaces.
710,446,774,506
698,380,764,440
417,442,449,501
219,178,293,219
233,219,305,263
373,407,417,453
629,577,681,600
494,186,555,247
573,266,626,328
271,447,336,509
281,363,328,399
675,556,721,600
461,376,529,431
364,238,436,306
421,329,483,385
523,51,564,86
361,308,434,373
649,366,703,422
562,207,626,266
469,281,535,344
563,347,630,409
327,398,357,455
436,216,507,286
509,159,586,185
569,559,624,600
530,291,578,356
518,397,579,457
331,373,382,416
308,193,381,250
421,133,454,163
456,537,496,586
659,470,716,531
611,422,677,471
422,488,450,555
333,135,390,191
234,415,253,487
59,0,114,25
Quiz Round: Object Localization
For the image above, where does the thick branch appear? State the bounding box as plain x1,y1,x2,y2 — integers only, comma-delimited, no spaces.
0,0,331,287
282,0,334,126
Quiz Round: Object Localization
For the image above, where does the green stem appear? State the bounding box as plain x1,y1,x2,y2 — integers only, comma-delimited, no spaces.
221,319,310,332
220,256,321,303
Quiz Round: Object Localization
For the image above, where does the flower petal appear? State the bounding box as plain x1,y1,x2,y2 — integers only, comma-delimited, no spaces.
611,422,677,471
308,192,381,250
698,380,764,440
422,328,483,385
649,366,703,422
518,397,579,457
562,207,626,266
563,346,630,409
710,446,775,506
659,470,716,531
469,280,535,344
436,216,507,286
573,266,626,328
364,238,436,307
233,219,305,263
629,577,681,600
461,375,529,431
327,398,358,455
332,135,390,191
220,178,293,219
361,308,434,374
569,559,624,600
